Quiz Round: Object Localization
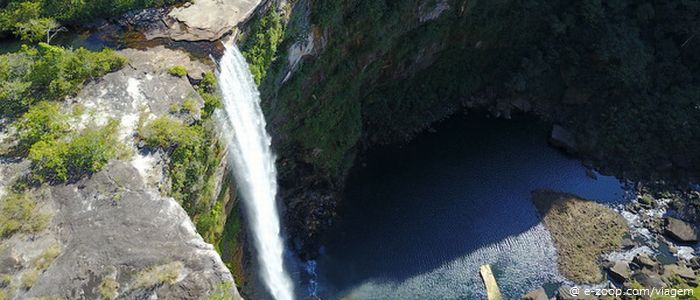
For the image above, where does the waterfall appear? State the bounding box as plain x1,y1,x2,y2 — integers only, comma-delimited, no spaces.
217,44,295,300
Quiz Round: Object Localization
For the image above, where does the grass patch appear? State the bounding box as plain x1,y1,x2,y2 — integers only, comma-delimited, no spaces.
133,261,183,288
20,269,39,289
32,243,60,271
0,191,49,238
99,275,119,300
532,190,627,283
167,65,188,77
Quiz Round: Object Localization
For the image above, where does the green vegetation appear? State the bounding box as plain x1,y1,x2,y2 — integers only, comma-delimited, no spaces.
206,282,234,300
133,261,183,288
196,201,225,245
0,1,60,42
263,0,700,182
0,274,11,287
29,119,121,183
0,43,126,117
241,7,285,85
32,243,60,271
139,68,226,233
168,65,188,77
98,276,119,300
182,98,200,116
198,71,222,118
0,191,49,237
13,102,68,154
20,269,39,289
0,0,184,41
139,115,223,218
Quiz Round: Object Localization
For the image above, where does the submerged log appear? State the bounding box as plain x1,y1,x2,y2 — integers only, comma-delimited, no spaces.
480,264,502,300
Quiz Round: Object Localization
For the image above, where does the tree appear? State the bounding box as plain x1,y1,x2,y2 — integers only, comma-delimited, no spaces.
0,1,62,43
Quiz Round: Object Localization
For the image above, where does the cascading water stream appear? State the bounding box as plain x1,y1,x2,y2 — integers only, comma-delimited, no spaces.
217,44,295,300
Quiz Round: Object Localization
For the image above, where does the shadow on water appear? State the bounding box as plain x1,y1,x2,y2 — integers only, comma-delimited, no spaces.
314,113,625,299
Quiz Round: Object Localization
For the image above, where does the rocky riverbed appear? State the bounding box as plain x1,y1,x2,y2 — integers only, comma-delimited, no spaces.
524,184,700,299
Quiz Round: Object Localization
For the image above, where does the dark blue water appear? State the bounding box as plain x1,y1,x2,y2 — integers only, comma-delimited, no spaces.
313,114,625,299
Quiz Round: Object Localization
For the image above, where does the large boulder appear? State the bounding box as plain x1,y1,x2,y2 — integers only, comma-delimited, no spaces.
662,264,697,281
608,261,631,282
633,253,659,271
664,217,699,243
549,125,578,154
166,0,262,41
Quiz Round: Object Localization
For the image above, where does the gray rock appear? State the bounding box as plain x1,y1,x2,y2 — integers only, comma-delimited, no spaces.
620,238,638,250
665,217,699,243
608,261,631,282
633,253,658,271
632,270,666,288
662,264,697,281
24,161,240,300
550,125,578,154
522,287,548,300
166,0,263,41
0,248,21,274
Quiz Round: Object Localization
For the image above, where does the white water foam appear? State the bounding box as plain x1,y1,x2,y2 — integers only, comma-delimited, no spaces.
217,44,295,300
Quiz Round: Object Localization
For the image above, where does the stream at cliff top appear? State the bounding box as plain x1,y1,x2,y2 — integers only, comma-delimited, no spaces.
310,114,627,299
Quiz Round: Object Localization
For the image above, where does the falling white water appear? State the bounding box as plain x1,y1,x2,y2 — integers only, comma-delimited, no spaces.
217,44,295,300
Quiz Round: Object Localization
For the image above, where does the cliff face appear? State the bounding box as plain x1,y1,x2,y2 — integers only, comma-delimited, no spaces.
0,46,240,299
260,0,700,256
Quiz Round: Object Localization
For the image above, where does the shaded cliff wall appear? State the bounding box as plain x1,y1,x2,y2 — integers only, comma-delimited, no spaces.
258,0,700,256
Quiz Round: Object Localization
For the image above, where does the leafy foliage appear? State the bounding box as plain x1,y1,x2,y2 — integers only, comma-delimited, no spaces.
197,71,222,118
29,119,121,183
0,0,185,28
0,1,58,42
241,8,285,85
13,101,68,153
139,116,222,216
168,65,188,77
266,0,700,180
0,43,126,117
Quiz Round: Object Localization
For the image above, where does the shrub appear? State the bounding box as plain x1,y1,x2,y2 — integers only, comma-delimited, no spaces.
195,201,224,244
139,116,198,149
0,44,126,117
182,98,200,116
0,1,58,42
241,8,285,85
197,72,222,118
167,65,188,77
0,192,49,237
14,101,68,153
139,116,222,216
29,119,121,182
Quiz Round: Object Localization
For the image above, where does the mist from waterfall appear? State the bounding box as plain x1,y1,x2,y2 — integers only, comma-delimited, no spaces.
217,44,295,300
